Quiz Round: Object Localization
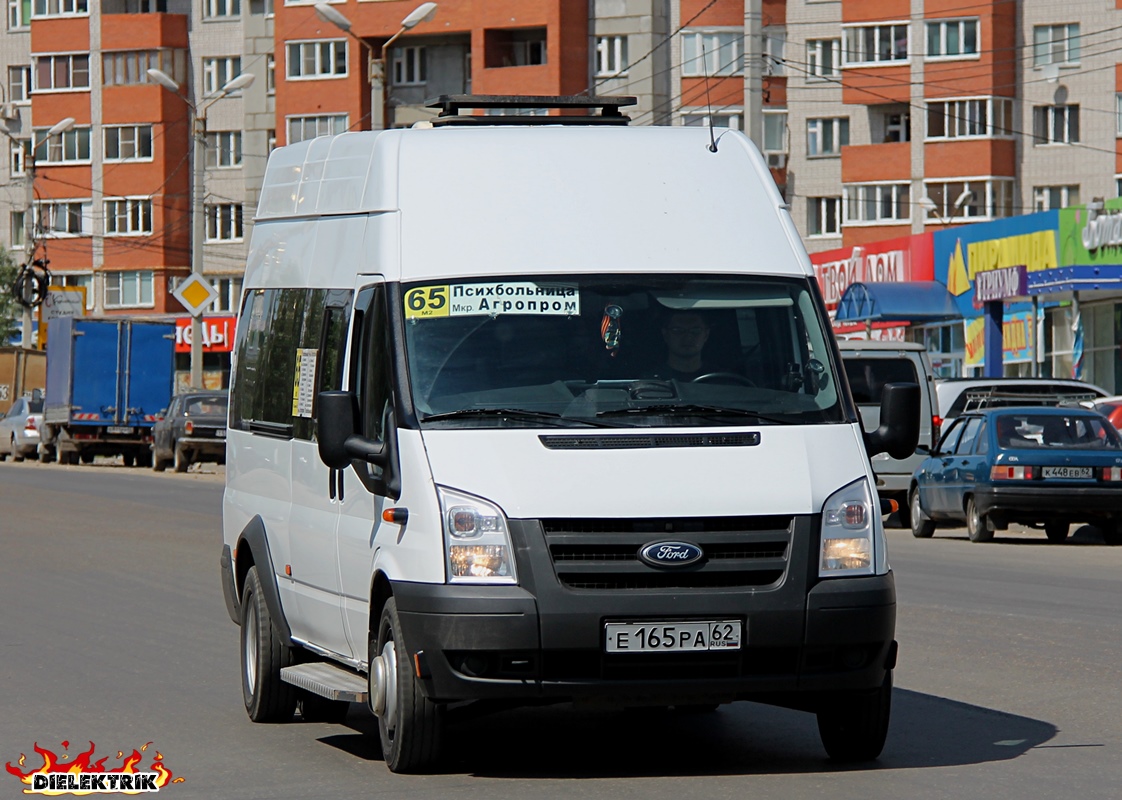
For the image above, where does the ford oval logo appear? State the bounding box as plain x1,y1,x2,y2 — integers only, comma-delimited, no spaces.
638,541,704,569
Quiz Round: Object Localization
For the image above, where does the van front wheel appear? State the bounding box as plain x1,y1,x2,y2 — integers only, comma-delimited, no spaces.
374,598,444,773
816,670,892,762
240,566,296,723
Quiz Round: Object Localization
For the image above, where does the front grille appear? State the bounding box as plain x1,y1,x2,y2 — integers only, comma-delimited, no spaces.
542,516,792,591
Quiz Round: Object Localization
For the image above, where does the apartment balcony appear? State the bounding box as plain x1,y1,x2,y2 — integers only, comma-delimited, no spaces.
842,65,911,106
841,141,910,184
101,10,188,51
925,139,1015,179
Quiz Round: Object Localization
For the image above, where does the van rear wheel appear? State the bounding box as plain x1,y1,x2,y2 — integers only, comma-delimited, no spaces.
374,598,444,773
817,670,892,762
240,566,297,723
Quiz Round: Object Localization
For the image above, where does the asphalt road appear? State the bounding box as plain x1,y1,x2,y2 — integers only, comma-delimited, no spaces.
2,460,1121,799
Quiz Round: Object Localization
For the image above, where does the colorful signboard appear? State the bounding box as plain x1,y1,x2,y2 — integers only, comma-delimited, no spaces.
964,310,1035,368
174,316,236,353
810,233,934,310
974,265,1027,303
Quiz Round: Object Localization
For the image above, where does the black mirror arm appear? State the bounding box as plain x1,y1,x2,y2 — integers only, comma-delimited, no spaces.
345,434,389,467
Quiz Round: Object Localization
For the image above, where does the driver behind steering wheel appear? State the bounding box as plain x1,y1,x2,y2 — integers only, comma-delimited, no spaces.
652,310,720,382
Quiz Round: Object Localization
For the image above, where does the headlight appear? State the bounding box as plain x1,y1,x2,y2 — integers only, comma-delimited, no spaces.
819,478,876,577
437,487,517,584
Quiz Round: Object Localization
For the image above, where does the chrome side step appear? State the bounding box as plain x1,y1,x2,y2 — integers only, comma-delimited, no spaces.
281,662,368,703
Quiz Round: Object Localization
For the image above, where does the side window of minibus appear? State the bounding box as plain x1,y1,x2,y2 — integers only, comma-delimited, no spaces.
290,289,352,441
348,285,391,460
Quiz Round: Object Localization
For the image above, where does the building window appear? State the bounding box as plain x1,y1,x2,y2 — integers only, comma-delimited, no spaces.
104,197,152,236
1033,24,1079,67
927,97,1014,139
763,110,787,156
54,272,93,308
595,35,628,77
844,183,910,223
8,0,29,29
1117,94,1122,136
104,270,153,308
10,210,23,247
682,111,742,130
267,129,276,152
104,125,153,161
266,54,275,94
764,27,785,76
286,40,347,79
10,138,26,174
1033,104,1079,144
842,24,909,66
8,65,29,101
203,56,242,94
203,0,239,18
33,126,90,163
808,197,841,236
682,31,743,76
287,114,347,143
31,0,86,17
924,179,1014,221
884,111,910,142
206,131,242,167
1034,185,1079,211
103,50,187,87
212,277,243,313
205,203,243,241
249,0,271,15
33,54,89,91
926,19,978,58
391,46,425,85
807,38,840,80
807,117,848,157
35,199,91,236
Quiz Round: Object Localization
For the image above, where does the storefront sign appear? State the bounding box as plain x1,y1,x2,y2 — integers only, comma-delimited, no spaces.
175,317,235,353
974,265,1027,303
964,311,1034,368
811,233,933,311
833,321,908,341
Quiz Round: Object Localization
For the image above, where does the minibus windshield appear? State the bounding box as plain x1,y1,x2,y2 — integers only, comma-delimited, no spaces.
402,274,844,428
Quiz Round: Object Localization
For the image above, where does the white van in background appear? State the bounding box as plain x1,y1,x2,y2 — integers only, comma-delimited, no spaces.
219,96,919,773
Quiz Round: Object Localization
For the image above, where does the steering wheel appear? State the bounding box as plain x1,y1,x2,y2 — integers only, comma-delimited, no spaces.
692,372,757,387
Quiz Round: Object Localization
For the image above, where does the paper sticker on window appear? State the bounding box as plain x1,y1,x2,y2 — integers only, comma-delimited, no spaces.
291,348,318,418
404,282,580,319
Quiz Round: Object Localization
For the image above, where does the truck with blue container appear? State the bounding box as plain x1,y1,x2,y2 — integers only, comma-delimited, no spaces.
41,317,175,466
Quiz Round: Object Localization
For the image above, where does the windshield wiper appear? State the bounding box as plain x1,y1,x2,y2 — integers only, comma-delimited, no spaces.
595,404,796,425
421,408,613,428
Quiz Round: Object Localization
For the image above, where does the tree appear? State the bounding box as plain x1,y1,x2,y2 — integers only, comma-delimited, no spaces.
0,247,20,345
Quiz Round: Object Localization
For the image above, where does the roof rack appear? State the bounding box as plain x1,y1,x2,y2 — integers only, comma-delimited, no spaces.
426,94,637,127
962,390,1102,413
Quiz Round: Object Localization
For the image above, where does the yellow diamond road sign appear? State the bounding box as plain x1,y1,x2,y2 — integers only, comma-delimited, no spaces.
173,274,219,317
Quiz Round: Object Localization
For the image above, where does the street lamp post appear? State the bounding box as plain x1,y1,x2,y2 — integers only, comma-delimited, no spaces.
148,68,254,390
0,116,75,349
314,2,437,130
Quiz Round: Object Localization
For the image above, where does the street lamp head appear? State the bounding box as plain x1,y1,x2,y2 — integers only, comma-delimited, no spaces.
221,73,255,93
147,68,182,94
45,117,75,137
400,2,437,29
918,196,937,213
953,189,975,210
315,2,353,32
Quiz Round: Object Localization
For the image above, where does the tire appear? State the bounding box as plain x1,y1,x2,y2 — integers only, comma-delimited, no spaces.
0,451,6,462
173,442,189,473
122,453,135,468
966,497,992,543
1102,523,1122,546
79,451,94,464
299,691,351,724
240,566,297,723
136,450,152,468
38,447,53,463
817,670,892,762
152,454,167,472
374,597,444,773
11,436,23,462
1045,521,1069,543
909,488,935,539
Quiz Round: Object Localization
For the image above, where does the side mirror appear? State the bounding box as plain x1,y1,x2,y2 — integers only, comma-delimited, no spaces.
915,443,932,455
865,382,920,460
317,390,389,469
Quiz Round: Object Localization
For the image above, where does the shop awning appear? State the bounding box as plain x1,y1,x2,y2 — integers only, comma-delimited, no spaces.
834,282,962,323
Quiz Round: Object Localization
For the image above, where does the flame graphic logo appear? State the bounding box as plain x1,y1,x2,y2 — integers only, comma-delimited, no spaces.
5,742,184,795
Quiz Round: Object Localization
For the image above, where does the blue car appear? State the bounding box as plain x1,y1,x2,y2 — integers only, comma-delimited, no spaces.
909,406,1122,544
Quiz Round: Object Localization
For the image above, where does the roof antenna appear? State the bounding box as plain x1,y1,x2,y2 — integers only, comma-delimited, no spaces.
702,45,718,153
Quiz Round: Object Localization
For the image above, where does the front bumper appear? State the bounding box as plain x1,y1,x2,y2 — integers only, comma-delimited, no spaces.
391,515,895,706
976,484,1122,521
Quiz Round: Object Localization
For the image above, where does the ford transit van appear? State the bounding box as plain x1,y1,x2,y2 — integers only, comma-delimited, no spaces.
220,96,919,772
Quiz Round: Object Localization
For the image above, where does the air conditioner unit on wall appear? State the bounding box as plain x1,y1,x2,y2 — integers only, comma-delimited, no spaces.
766,152,787,169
